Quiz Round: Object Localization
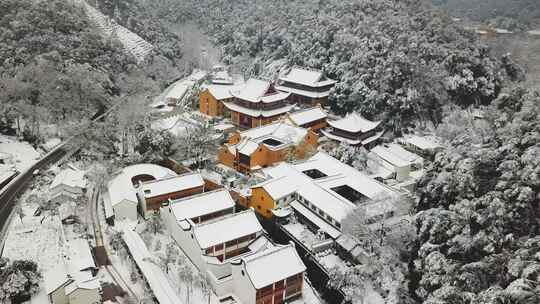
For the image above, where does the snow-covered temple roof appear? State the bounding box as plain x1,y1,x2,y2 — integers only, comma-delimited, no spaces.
242,244,306,289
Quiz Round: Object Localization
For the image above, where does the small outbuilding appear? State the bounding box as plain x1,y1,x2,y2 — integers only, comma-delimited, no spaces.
49,167,87,204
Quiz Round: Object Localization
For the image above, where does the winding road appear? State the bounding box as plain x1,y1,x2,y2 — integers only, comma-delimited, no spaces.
0,145,67,252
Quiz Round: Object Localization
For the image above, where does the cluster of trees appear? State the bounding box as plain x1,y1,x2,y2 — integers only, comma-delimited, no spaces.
92,0,218,79
331,195,416,304
414,87,540,303
153,0,523,134
0,0,144,145
0,258,41,303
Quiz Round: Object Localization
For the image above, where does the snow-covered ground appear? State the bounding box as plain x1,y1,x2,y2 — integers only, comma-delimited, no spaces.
151,114,201,137
2,207,65,273
0,135,41,171
316,252,349,273
283,223,321,249
134,222,222,304
2,165,113,304
150,69,208,112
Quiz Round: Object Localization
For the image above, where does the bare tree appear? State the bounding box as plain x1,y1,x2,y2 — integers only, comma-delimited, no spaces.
151,242,179,274
146,213,163,235
175,123,219,168
14,204,25,224
109,231,125,252
327,266,367,304
39,200,59,224
198,272,212,304
342,194,411,250
177,258,194,303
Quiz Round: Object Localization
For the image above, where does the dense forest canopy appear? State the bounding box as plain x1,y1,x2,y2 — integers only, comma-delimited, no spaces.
140,0,522,135
414,87,540,303
0,0,182,147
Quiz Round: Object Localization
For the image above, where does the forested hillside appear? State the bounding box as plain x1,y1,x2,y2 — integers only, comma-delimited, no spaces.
91,0,218,74
414,87,540,303
139,0,522,135
0,0,167,147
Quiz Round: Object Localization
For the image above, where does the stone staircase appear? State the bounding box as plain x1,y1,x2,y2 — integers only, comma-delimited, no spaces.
76,0,154,63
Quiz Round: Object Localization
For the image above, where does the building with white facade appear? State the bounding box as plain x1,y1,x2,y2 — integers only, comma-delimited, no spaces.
368,143,424,184
161,189,236,238
49,167,87,204
160,190,311,303
105,164,177,222
231,243,306,304
44,239,100,304
136,172,205,218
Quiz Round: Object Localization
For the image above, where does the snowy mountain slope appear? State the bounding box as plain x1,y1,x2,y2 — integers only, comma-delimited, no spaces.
76,0,154,63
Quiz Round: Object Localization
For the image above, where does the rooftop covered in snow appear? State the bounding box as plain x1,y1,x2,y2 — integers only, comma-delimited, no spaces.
231,78,290,103
50,167,87,190
69,238,96,272
165,80,195,100
400,135,443,152
241,243,306,289
287,107,327,126
107,164,177,207
206,84,241,100
227,122,310,156
278,67,336,88
370,145,411,168
223,101,294,118
192,209,263,249
327,112,381,133
239,121,308,144
140,172,204,198
169,189,235,221
256,152,400,224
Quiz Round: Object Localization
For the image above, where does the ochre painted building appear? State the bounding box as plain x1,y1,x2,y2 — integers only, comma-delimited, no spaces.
218,122,318,175
199,85,238,117
223,78,293,129
286,106,328,133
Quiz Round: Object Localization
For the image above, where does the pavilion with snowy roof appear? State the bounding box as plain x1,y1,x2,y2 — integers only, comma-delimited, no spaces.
286,106,328,133
218,121,319,174
276,67,337,105
322,112,384,148
223,78,293,128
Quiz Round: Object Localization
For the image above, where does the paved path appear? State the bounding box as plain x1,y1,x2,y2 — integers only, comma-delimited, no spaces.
0,146,66,254
89,186,139,301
